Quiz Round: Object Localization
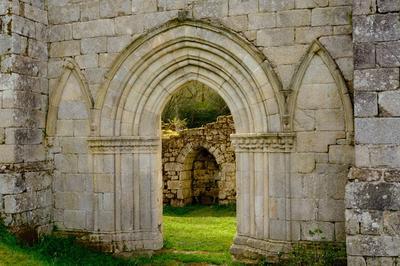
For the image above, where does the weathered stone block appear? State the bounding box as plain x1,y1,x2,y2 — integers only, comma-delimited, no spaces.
377,0,400,12
311,7,351,26
248,13,275,30
369,145,400,168
295,26,332,44
356,118,400,144
75,54,97,69
301,221,334,241
319,35,353,58
353,14,400,42
347,235,400,256
269,219,287,240
132,0,157,13
0,145,17,163
50,41,80,57
73,19,115,39
0,173,25,194
277,10,311,27
222,15,248,32
379,91,400,116
349,167,383,182
346,182,400,211
64,210,87,229
291,199,316,220
376,41,400,67
263,45,308,65
259,0,294,11
328,145,354,164
257,28,294,47
354,43,379,69
81,37,107,54
297,131,344,152
347,256,366,266
383,211,400,236
81,0,100,21
315,109,344,131
114,15,143,35
292,153,315,174
48,5,80,24
100,0,131,18
192,0,228,18
229,0,258,16
295,0,328,8
354,68,399,91
318,199,345,221
354,92,378,117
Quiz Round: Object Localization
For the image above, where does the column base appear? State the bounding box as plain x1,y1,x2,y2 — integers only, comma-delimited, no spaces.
230,235,292,263
60,230,164,253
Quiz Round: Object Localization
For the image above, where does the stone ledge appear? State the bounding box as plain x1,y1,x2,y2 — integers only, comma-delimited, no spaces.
230,133,295,153
58,230,163,253
87,136,160,154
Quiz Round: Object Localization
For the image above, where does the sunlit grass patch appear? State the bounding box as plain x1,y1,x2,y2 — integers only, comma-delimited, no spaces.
0,204,238,265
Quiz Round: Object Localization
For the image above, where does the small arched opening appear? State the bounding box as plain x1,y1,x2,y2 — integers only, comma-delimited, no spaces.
183,147,220,205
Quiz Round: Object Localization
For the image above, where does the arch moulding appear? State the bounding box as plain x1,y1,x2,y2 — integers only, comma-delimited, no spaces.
84,19,296,256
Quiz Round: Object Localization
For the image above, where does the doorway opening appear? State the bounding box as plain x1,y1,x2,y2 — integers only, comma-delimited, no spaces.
161,80,237,262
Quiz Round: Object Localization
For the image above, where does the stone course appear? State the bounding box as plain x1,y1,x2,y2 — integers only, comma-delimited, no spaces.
162,116,236,206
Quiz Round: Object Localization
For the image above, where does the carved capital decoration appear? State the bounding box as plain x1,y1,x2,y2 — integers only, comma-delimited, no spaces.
88,136,160,154
230,133,295,153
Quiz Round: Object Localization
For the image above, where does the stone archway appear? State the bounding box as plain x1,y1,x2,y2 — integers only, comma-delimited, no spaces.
89,19,289,253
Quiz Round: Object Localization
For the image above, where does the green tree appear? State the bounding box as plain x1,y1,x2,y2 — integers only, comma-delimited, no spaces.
162,81,231,128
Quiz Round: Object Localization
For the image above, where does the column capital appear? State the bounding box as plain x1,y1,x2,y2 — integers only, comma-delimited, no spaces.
230,133,295,153
88,136,160,154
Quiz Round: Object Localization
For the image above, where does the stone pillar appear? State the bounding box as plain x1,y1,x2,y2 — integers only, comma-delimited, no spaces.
88,136,163,252
348,0,400,264
0,1,51,234
230,133,295,261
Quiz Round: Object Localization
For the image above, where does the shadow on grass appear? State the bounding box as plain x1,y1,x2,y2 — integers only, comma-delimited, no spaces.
0,204,239,265
163,203,236,217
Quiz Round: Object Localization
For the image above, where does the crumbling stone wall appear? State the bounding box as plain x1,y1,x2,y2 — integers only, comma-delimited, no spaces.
347,1,400,264
162,116,236,206
0,0,52,235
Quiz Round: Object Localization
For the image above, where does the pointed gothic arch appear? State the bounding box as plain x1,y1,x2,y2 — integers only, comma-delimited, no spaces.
287,40,354,136
46,58,94,137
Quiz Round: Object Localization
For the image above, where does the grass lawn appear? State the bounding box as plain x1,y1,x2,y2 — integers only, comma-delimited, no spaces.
0,204,239,265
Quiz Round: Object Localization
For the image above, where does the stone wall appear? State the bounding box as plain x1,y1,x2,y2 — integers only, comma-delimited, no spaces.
0,0,51,235
347,1,400,264
162,116,236,206
5,0,398,262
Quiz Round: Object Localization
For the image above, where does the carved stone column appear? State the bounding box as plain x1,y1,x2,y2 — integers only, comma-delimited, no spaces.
230,133,295,261
87,136,163,252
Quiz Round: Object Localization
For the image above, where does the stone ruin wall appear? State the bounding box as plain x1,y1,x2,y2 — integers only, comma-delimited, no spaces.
162,115,236,207
0,0,52,235
41,0,355,246
0,0,398,263
346,1,400,264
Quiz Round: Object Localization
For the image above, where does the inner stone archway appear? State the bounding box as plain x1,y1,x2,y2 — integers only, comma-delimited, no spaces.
90,19,287,255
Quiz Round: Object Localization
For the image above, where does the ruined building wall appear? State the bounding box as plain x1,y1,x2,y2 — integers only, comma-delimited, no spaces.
347,1,400,264
0,0,51,234
162,116,236,207
11,0,353,255
4,0,392,261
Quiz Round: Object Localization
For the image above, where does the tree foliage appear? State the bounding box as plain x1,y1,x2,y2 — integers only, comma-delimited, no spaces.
162,81,231,129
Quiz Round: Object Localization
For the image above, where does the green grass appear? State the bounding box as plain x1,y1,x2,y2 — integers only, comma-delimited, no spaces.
0,204,239,265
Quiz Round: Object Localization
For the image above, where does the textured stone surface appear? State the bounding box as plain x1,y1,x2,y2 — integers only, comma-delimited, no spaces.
162,116,236,206
7,0,396,263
